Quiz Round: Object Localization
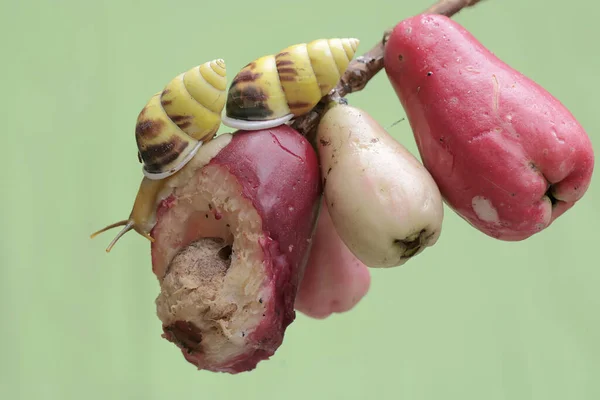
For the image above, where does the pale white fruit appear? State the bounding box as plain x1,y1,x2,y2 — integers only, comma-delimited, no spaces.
316,104,444,268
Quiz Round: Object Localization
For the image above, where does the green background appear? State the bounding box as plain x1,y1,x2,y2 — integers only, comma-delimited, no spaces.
2,0,598,398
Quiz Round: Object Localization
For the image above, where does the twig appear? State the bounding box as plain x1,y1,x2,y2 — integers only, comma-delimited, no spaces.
291,0,486,137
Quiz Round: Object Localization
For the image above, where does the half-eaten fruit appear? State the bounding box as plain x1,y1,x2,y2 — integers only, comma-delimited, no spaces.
151,125,322,373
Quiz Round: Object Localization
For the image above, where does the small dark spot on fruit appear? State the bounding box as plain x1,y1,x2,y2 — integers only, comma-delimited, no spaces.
259,298,263,304
511,193,516,197
370,138,379,143
205,214,209,218
208,203,213,210
327,167,332,175
427,71,433,76
320,138,331,146
242,332,245,337
398,54,404,61
226,223,230,227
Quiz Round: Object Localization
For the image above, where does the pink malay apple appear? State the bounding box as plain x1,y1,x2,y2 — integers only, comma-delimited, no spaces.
295,198,371,319
384,14,594,241
150,125,322,373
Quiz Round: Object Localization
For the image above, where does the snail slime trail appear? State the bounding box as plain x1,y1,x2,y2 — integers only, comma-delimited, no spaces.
151,125,322,373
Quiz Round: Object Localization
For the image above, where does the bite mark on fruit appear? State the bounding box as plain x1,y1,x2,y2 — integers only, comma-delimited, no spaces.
472,196,500,223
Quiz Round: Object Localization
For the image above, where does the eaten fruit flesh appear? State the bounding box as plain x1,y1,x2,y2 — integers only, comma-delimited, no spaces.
151,126,322,373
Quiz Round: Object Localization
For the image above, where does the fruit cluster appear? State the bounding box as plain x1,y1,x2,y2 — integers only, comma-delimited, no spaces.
92,14,594,374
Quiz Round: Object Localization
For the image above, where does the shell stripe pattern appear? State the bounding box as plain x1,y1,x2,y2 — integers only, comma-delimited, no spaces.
136,58,227,180
222,38,359,130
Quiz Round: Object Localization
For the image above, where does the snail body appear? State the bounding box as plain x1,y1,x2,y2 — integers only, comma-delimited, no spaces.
221,38,359,131
137,58,227,180
91,59,228,252
90,178,167,252
91,132,234,253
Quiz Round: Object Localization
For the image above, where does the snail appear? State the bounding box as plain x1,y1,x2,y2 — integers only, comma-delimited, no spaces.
91,58,228,252
90,178,167,252
220,38,359,131
137,58,227,180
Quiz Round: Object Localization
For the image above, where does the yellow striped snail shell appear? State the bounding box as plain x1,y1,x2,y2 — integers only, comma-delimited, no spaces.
221,38,360,131
90,58,227,252
137,58,227,180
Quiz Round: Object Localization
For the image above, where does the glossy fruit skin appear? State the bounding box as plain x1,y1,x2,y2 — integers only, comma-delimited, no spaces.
150,125,322,373
316,103,444,268
295,198,371,319
384,14,594,241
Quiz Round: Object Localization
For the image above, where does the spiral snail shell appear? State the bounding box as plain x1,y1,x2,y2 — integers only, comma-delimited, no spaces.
221,38,360,131
137,58,227,180
91,58,228,252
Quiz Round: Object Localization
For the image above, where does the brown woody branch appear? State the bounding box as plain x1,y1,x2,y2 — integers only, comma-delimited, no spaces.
291,0,486,137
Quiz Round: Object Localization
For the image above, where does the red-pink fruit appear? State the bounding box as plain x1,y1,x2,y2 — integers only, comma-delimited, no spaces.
384,14,595,241
151,125,322,374
295,199,371,319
